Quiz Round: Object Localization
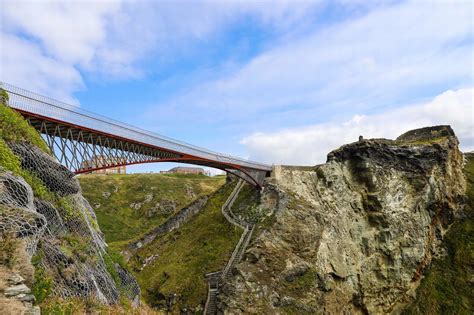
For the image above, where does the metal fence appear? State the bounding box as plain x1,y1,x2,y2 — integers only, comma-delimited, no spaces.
0,82,272,171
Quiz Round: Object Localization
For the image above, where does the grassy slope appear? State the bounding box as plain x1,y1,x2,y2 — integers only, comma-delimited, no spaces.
80,174,263,311
131,180,243,311
79,173,225,249
403,153,474,314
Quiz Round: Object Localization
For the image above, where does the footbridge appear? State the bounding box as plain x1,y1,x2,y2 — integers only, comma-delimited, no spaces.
0,82,272,187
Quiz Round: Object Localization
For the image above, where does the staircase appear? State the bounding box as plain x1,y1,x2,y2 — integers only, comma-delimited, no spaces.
221,179,245,228
221,224,254,281
204,271,221,315
204,179,255,315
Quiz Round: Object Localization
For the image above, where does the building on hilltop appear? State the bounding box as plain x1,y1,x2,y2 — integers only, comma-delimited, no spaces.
160,166,209,175
80,155,127,174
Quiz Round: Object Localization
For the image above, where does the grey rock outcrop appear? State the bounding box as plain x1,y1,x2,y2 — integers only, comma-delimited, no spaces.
126,195,209,252
8,142,80,196
146,199,177,217
0,271,37,315
220,126,466,314
1,144,140,307
4,284,31,297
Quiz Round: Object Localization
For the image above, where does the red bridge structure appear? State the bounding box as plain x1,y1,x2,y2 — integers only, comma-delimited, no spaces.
1,82,272,187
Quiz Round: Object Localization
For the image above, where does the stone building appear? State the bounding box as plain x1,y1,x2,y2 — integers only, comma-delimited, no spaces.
80,155,126,174
160,166,207,175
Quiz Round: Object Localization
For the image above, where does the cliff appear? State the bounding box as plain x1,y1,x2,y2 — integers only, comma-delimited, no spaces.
220,126,468,314
0,91,142,312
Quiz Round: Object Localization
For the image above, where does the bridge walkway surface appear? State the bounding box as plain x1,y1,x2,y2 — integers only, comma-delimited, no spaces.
204,179,255,315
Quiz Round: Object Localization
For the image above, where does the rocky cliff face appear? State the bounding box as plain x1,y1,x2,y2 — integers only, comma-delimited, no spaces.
0,98,140,312
221,126,467,314
0,143,141,310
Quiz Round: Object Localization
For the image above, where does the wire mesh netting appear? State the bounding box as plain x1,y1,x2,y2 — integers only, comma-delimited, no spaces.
0,171,46,256
0,141,140,305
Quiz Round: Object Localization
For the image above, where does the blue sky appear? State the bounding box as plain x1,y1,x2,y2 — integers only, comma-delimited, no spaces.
1,0,473,173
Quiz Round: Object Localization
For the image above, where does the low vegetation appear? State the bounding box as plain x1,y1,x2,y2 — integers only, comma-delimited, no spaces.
0,98,67,207
80,172,269,311
232,183,263,223
1,89,150,312
78,173,225,249
80,172,266,311
0,89,49,153
31,252,53,305
0,233,19,268
130,180,242,311
39,296,159,315
403,153,474,314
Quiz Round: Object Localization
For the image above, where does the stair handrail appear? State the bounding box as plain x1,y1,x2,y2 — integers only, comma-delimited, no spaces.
205,179,255,314
221,225,249,280
221,180,245,229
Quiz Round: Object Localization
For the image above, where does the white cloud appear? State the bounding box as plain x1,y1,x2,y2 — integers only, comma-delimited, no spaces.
1,1,120,65
0,33,83,103
150,0,472,131
241,88,474,165
0,0,323,99
0,0,121,100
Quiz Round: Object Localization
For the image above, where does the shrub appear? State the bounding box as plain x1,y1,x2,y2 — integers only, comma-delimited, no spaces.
31,251,53,304
0,232,19,268
0,137,54,201
40,298,83,315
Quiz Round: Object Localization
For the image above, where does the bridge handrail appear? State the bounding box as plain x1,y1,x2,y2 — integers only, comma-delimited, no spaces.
0,82,272,171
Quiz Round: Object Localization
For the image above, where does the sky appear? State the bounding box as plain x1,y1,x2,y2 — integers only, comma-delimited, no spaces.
1,0,473,174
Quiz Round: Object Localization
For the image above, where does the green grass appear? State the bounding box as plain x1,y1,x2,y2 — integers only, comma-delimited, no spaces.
282,268,317,294
80,175,263,311
402,153,474,314
393,136,449,146
31,251,53,304
78,173,225,248
132,181,243,311
0,232,19,268
0,99,69,206
0,92,49,153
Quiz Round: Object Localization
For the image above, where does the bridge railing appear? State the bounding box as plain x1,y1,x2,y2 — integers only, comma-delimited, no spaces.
0,82,272,171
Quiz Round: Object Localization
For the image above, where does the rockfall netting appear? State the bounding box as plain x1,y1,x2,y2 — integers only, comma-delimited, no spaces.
0,141,140,305
0,171,46,256
9,142,80,196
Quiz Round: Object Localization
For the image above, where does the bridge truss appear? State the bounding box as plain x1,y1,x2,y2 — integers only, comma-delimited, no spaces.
1,82,271,187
